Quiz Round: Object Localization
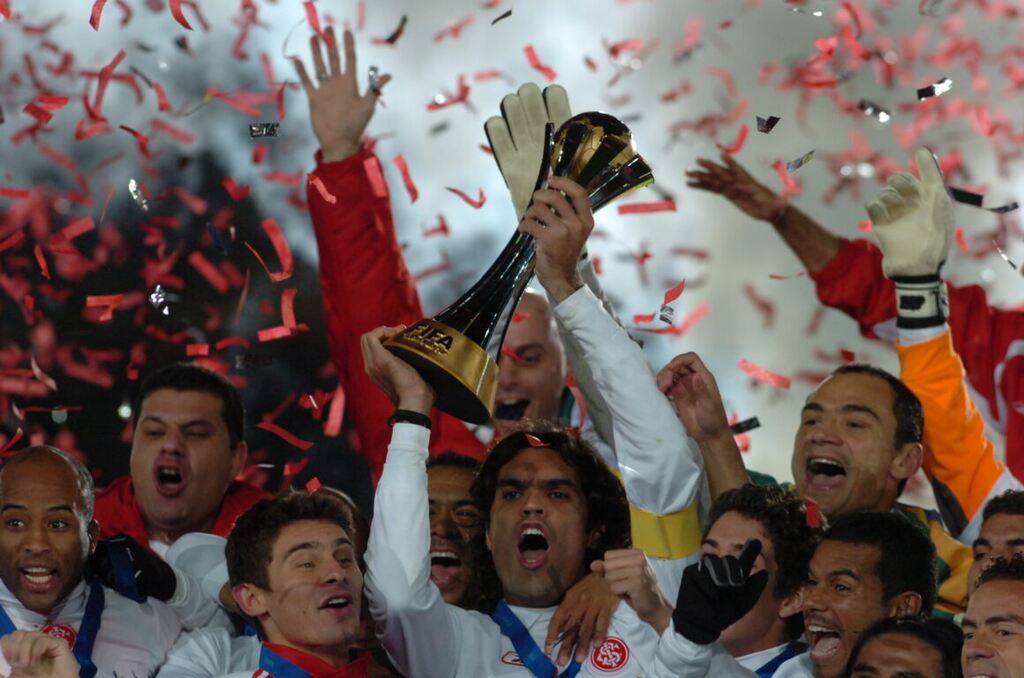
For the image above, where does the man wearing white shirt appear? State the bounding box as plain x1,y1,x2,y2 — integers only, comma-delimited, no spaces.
0,445,181,677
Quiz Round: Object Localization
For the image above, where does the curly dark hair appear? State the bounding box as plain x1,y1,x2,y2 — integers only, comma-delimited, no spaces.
845,617,963,678
465,424,631,612
981,489,1024,522
706,484,822,640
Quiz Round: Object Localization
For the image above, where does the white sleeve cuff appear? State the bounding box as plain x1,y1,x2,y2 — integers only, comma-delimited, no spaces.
896,323,949,346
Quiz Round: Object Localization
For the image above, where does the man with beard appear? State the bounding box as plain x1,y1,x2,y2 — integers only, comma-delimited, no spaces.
93,363,269,556
774,511,937,678
0,446,181,676
961,556,1024,678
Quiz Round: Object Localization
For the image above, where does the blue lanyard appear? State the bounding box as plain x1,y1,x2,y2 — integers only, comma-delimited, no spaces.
755,641,807,678
492,599,581,678
259,645,314,678
0,582,105,678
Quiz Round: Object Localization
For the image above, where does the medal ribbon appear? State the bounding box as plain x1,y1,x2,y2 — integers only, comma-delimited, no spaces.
492,599,581,678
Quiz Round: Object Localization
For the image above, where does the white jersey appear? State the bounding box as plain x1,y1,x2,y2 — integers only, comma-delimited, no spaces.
0,578,181,678
157,626,260,678
165,532,235,633
366,423,717,678
773,651,815,678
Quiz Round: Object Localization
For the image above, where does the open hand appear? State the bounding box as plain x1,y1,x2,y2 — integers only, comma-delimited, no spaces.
292,26,391,162
686,153,788,223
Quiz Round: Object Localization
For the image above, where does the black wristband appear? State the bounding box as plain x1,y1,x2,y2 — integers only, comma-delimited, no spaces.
388,409,432,430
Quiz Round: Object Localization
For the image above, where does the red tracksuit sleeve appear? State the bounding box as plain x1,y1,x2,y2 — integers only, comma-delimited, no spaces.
307,149,484,483
809,237,1024,475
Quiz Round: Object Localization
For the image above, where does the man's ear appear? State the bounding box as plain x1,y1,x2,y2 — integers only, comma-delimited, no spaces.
229,441,249,480
86,520,100,556
887,591,923,618
890,442,923,483
232,583,269,619
779,588,804,619
485,526,492,553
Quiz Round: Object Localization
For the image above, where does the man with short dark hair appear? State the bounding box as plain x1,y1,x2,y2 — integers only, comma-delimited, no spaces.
969,490,1024,594
845,617,963,678
0,446,181,676
425,452,482,606
774,511,938,678
159,491,370,678
961,556,1024,678
93,362,269,556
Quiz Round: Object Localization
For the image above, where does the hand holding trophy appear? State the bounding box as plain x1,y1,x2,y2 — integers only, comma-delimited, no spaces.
385,86,654,424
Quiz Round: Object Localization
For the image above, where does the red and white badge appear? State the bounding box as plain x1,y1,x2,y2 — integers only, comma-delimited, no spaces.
590,637,630,672
40,623,77,649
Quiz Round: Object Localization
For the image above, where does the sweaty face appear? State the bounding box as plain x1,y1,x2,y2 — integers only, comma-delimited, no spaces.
486,448,589,608
702,512,783,656
494,294,567,438
962,579,1024,678
792,373,916,519
254,520,363,660
969,513,1024,595
130,389,246,543
849,632,944,678
802,541,891,678
427,464,481,605
0,455,97,615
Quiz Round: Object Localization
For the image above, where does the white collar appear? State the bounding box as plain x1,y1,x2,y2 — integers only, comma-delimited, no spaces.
0,577,88,625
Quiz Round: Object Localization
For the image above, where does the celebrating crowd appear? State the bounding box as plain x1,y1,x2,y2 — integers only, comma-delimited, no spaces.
3,27,1024,678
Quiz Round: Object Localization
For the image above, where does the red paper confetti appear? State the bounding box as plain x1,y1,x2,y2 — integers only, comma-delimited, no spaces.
245,218,294,283
323,384,345,438
363,156,388,197
256,421,314,451
186,343,210,357
34,245,51,280
0,231,25,254
955,226,969,252
188,251,231,293
445,186,486,208
222,178,252,201
501,345,523,363
524,46,557,82
30,355,57,392
743,283,775,328
150,119,193,143
617,199,677,214
804,497,821,528
434,15,474,42
90,0,108,30
305,477,322,493
423,214,449,237
307,173,336,204
119,126,154,160
86,294,125,322
524,433,549,448
169,0,194,30
392,154,419,203
738,358,791,390
717,123,749,154
663,279,686,305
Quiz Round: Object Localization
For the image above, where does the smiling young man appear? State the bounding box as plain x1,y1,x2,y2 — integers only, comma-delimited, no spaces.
961,556,1024,678
969,491,1024,594
426,452,483,606
93,363,269,556
0,446,181,676
773,511,937,678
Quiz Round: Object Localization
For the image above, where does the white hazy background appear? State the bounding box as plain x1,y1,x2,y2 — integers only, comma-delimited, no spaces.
4,0,1023,486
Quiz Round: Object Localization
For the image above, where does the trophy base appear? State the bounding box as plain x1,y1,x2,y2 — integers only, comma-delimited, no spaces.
383,319,498,425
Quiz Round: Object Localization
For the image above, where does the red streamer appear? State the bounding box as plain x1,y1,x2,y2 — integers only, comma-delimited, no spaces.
392,154,419,203
524,46,557,82
445,186,486,209
256,421,314,451
738,359,791,390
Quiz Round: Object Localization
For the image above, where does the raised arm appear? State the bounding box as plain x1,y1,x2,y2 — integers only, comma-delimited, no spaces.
360,326,465,678
297,29,482,482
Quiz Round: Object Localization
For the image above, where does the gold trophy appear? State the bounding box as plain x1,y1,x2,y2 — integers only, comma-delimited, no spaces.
385,112,654,423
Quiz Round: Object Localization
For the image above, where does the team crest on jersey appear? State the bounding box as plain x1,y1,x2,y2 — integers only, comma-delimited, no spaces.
590,637,629,672
40,624,76,648
500,651,525,666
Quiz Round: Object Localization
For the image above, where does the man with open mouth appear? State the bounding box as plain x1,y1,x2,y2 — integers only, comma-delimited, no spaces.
0,446,182,676
93,363,269,558
772,511,938,678
426,452,483,606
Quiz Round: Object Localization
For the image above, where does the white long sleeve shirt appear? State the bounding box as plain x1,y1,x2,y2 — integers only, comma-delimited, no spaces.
157,627,260,678
0,578,181,677
365,423,718,678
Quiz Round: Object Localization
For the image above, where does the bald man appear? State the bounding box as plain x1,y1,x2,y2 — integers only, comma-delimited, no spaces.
0,446,181,676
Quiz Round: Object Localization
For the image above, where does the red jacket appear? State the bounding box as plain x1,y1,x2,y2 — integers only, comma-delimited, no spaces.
307,148,485,483
93,476,269,544
810,238,1024,476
